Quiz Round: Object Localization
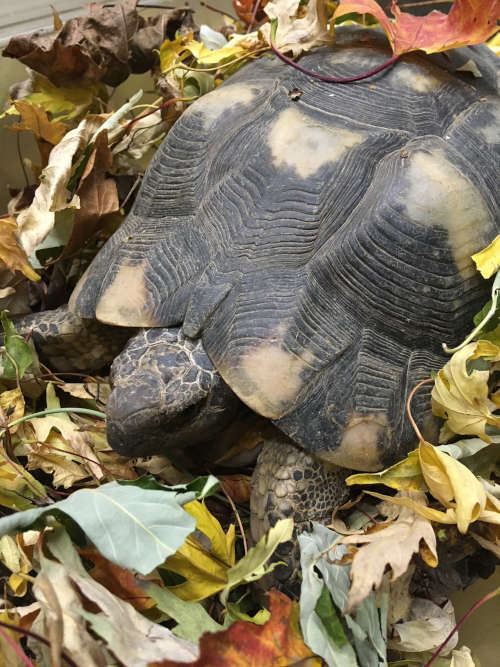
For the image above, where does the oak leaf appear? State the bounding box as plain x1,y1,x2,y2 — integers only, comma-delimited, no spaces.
154,590,322,667
333,0,500,57
0,217,40,282
339,492,437,612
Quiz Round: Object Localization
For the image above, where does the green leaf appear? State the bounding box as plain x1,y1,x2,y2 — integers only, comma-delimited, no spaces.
315,584,349,648
299,523,388,666
0,481,198,574
1,311,35,379
118,474,220,500
219,518,293,609
141,581,225,642
183,72,215,100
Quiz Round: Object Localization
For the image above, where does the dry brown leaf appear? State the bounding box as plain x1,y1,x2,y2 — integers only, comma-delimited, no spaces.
0,387,25,434
59,381,111,406
339,491,437,612
60,130,119,258
0,217,40,281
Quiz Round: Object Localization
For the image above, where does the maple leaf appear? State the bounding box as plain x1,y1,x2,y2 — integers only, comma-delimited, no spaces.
333,0,500,57
154,590,322,667
339,492,437,613
0,217,40,282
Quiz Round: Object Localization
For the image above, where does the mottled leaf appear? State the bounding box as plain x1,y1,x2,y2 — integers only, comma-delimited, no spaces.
0,218,40,283
154,590,321,666
333,0,500,57
1,310,36,378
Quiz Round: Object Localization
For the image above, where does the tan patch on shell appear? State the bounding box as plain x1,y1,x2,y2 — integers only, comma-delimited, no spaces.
95,264,161,326
318,412,388,471
404,149,492,279
220,342,307,419
193,83,259,126
268,107,364,179
390,62,447,93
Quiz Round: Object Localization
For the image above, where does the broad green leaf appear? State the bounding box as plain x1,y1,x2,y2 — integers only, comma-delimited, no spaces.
141,581,225,642
119,474,220,500
1,311,35,379
0,481,198,574
347,448,425,491
219,518,293,609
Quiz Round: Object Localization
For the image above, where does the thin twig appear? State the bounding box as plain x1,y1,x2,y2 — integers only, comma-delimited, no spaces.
0,621,79,667
0,625,36,667
219,480,248,555
16,133,29,187
406,378,435,442
247,0,262,33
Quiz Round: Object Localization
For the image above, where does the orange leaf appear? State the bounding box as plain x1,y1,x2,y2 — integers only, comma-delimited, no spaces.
0,217,40,281
152,590,321,667
333,0,500,56
79,547,159,611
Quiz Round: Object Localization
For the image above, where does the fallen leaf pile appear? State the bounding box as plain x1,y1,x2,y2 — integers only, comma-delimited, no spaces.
0,1,498,665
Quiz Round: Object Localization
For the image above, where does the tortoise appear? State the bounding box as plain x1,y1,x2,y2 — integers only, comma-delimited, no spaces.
14,27,500,560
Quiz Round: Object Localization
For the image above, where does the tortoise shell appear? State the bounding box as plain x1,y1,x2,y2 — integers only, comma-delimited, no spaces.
70,28,500,470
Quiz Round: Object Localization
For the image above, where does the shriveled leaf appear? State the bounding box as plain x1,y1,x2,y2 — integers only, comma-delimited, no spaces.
339,492,437,612
16,115,104,258
333,0,500,57
347,448,425,491
59,381,111,405
472,233,500,278
0,218,40,282
141,581,225,642
261,0,333,57
431,342,500,442
1,311,37,378
389,598,457,654
220,518,293,608
155,590,321,667
0,387,25,432
8,99,67,166
419,439,487,532
0,480,199,575
163,500,235,601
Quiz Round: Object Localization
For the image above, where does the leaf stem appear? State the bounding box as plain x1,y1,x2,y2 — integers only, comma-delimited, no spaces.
425,586,500,666
5,407,106,433
442,270,500,354
269,19,400,83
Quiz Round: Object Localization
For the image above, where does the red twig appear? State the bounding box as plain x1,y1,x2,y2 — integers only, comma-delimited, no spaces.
425,587,500,666
269,34,400,83
200,2,239,21
406,378,435,442
0,621,78,667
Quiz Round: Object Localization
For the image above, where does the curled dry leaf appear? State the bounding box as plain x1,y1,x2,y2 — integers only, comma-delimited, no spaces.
7,100,67,167
0,217,40,282
16,115,105,258
472,233,500,278
338,492,437,613
260,0,333,57
333,0,500,57
154,590,321,667
431,342,500,443
389,598,458,654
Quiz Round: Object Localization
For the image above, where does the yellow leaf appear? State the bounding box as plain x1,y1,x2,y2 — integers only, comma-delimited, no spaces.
159,32,195,71
431,342,500,442
163,500,235,601
0,217,40,281
472,233,500,278
488,32,500,56
347,448,426,491
366,490,458,525
9,99,67,145
0,388,25,434
419,440,486,533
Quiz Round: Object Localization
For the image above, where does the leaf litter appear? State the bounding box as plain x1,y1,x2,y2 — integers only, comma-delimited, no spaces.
0,0,499,665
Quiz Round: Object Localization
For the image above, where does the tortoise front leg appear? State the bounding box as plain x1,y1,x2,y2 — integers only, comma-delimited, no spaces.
12,305,132,372
250,434,351,589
